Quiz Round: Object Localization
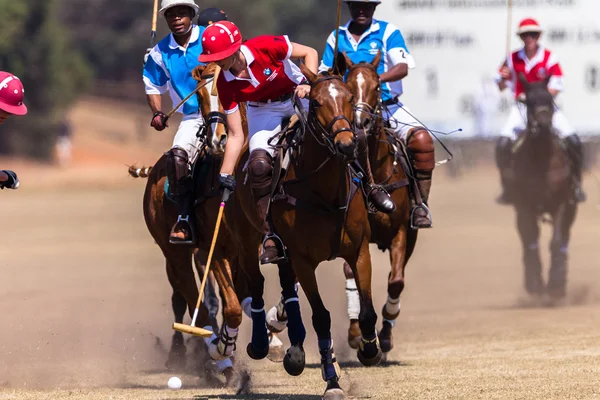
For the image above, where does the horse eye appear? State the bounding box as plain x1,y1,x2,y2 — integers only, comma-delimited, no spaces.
349,96,355,104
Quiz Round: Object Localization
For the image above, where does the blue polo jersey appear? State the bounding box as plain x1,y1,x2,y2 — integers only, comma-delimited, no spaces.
143,25,205,116
319,19,415,102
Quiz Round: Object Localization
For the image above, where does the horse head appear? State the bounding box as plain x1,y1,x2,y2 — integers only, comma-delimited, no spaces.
194,63,228,155
299,52,357,160
344,50,382,132
519,72,554,137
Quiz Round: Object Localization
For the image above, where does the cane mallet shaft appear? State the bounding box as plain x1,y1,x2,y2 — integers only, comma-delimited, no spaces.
166,79,212,119
505,0,513,57
332,0,343,74
173,189,232,337
151,0,159,47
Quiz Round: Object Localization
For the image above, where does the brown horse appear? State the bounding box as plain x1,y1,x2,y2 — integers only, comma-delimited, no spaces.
227,54,382,399
131,64,248,381
509,74,578,301
266,53,421,359
341,52,419,354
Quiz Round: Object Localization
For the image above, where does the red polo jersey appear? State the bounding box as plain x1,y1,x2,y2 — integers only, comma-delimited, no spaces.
217,35,305,114
496,47,564,99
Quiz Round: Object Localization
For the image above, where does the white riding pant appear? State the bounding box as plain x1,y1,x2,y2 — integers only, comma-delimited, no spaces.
383,101,422,139
247,98,309,157
172,113,204,162
500,103,575,139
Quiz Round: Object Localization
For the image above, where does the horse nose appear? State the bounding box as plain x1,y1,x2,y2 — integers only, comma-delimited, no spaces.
335,135,357,160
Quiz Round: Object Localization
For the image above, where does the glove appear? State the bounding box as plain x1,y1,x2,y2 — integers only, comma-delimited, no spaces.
150,111,169,131
143,48,152,65
218,173,236,202
0,170,19,190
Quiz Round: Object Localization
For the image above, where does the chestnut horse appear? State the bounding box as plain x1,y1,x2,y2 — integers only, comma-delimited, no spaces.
267,53,420,359
227,54,382,399
342,53,419,354
130,64,249,381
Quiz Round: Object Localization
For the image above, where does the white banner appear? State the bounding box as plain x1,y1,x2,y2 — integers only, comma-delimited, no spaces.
376,0,600,138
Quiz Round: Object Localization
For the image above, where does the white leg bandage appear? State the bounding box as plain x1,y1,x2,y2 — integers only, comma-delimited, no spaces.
346,279,360,320
384,296,401,318
266,305,288,333
215,357,233,372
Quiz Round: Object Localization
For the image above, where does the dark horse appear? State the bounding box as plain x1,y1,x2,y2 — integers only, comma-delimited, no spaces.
509,74,578,300
227,54,382,400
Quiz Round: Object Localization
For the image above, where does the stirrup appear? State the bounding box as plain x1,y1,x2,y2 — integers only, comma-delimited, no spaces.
261,233,287,264
169,215,195,245
410,204,433,230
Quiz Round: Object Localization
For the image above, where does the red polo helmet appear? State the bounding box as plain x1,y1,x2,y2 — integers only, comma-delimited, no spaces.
0,71,27,116
517,18,543,35
198,21,243,63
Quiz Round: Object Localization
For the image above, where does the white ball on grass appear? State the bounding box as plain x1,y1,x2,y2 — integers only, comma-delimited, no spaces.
167,376,182,390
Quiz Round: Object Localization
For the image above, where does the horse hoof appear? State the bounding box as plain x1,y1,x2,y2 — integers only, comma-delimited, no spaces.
246,342,269,360
357,338,382,367
323,380,345,400
379,321,394,353
283,345,305,376
347,320,361,349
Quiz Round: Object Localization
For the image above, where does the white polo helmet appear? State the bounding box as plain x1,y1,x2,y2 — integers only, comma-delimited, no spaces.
159,0,199,15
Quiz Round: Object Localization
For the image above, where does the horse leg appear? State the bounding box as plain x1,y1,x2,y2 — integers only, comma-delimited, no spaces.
166,266,187,371
242,250,270,361
163,249,216,372
267,259,306,376
203,257,242,365
194,256,220,321
293,257,344,399
342,261,361,350
516,208,544,296
547,202,577,299
350,239,383,367
380,226,408,354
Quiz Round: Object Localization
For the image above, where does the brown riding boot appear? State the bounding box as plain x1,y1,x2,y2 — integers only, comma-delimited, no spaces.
166,148,196,244
247,150,285,265
356,129,396,214
407,128,435,229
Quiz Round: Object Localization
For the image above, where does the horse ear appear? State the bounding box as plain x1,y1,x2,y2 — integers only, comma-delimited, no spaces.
518,72,529,88
332,51,348,77
342,51,354,69
300,62,318,85
371,49,382,68
544,74,552,87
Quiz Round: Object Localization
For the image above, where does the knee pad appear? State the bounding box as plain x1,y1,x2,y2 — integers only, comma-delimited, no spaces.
495,137,514,169
406,128,435,176
165,148,191,195
247,150,273,197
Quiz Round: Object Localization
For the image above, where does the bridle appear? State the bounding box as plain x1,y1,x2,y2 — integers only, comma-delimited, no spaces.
306,74,356,156
347,63,383,132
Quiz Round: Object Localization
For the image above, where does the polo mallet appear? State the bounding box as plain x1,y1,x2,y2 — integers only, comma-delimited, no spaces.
165,78,213,119
150,0,159,47
505,0,513,57
332,0,343,74
172,188,233,337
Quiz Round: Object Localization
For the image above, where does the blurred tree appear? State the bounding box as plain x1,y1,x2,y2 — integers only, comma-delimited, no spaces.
0,0,90,159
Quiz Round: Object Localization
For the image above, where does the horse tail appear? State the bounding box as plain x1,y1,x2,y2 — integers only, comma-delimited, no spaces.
128,165,153,179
